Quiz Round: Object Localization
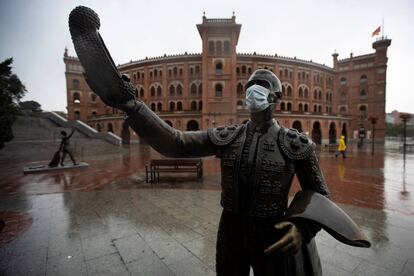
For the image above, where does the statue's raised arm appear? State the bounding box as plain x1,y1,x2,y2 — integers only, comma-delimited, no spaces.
69,6,219,158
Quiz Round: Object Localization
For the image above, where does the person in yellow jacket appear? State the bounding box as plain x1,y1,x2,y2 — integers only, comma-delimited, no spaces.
335,135,347,159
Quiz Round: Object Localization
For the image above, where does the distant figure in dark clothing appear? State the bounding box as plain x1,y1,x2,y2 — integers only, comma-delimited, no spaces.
60,128,77,166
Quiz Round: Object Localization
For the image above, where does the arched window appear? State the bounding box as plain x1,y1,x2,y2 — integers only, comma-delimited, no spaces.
216,41,222,54
91,93,97,102
157,102,162,111
215,62,223,74
169,85,175,96
236,67,240,75
299,87,303,98
314,105,317,112
298,103,303,112
224,41,230,54
284,69,288,77
359,105,367,118
318,91,322,100
191,101,197,110
237,83,244,96
176,84,183,96
91,111,97,117
150,103,156,111
154,69,158,77
72,79,80,89
340,91,346,101
318,105,322,113
242,65,246,74
304,104,308,112
179,68,183,76
360,89,367,99
360,74,368,84
198,83,202,95
340,77,347,85
74,110,80,120
248,67,252,74
157,86,162,97
198,101,202,110
140,88,144,98
191,83,197,95
165,120,173,127
237,100,243,109
149,71,153,78
190,67,194,75
73,92,81,103
287,102,292,111
304,88,308,98
169,101,175,111
195,66,200,74
280,102,285,111
339,106,347,114
215,83,223,97
173,67,178,76
150,87,156,97
287,86,292,97
177,101,183,111
209,41,215,54
107,123,113,133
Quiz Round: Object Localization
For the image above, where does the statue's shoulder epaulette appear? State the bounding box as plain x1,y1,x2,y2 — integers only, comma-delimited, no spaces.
278,127,315,160
207,124,244,146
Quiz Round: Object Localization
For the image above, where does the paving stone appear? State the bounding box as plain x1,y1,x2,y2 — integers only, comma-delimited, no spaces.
81,233,117,260
126,253,174,275
46,253,87,276
86,253,129,276
401,258,414,276
167,254,216,276
353,260,404,276
114,234,154,263
0,247,47,276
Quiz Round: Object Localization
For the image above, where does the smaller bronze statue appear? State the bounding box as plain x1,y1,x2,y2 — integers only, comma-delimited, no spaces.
59,128,77,166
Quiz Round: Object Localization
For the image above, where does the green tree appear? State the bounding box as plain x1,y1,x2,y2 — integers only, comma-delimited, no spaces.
0,58,27,149
19,100,42,112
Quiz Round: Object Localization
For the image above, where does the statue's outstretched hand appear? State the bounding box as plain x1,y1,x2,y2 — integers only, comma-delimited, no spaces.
264,221,302,257
69,6,141,114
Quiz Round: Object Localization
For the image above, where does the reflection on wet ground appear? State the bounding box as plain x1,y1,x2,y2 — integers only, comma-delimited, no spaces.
0,141,413,275
0,141,413,215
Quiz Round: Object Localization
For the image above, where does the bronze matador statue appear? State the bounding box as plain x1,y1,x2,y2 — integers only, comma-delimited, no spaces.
69,6,370,276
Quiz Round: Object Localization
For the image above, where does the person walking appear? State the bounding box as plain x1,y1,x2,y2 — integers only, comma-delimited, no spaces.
335,135,347,159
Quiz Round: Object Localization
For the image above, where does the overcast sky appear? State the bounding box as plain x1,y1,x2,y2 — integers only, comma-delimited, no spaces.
1,0,413,113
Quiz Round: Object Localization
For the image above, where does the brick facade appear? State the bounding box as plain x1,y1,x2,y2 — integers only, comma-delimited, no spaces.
64,16,391,145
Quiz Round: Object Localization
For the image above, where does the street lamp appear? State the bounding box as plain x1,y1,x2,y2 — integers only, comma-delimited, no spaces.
399,113,411,197
368,116,378,155
399,113,412,158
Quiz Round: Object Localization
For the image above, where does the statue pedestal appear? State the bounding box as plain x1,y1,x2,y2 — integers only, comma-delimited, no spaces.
23,162,89,174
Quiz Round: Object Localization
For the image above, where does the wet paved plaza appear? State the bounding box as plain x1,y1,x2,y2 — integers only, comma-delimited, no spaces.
0,140,413,275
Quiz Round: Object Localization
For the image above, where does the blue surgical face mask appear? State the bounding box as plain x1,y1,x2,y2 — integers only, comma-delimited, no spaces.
245,84,270,113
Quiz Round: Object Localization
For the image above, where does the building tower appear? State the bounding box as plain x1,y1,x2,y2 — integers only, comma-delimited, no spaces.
197,13,241,128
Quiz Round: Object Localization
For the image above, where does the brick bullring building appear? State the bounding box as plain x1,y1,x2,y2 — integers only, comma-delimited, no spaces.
64,15,391,145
